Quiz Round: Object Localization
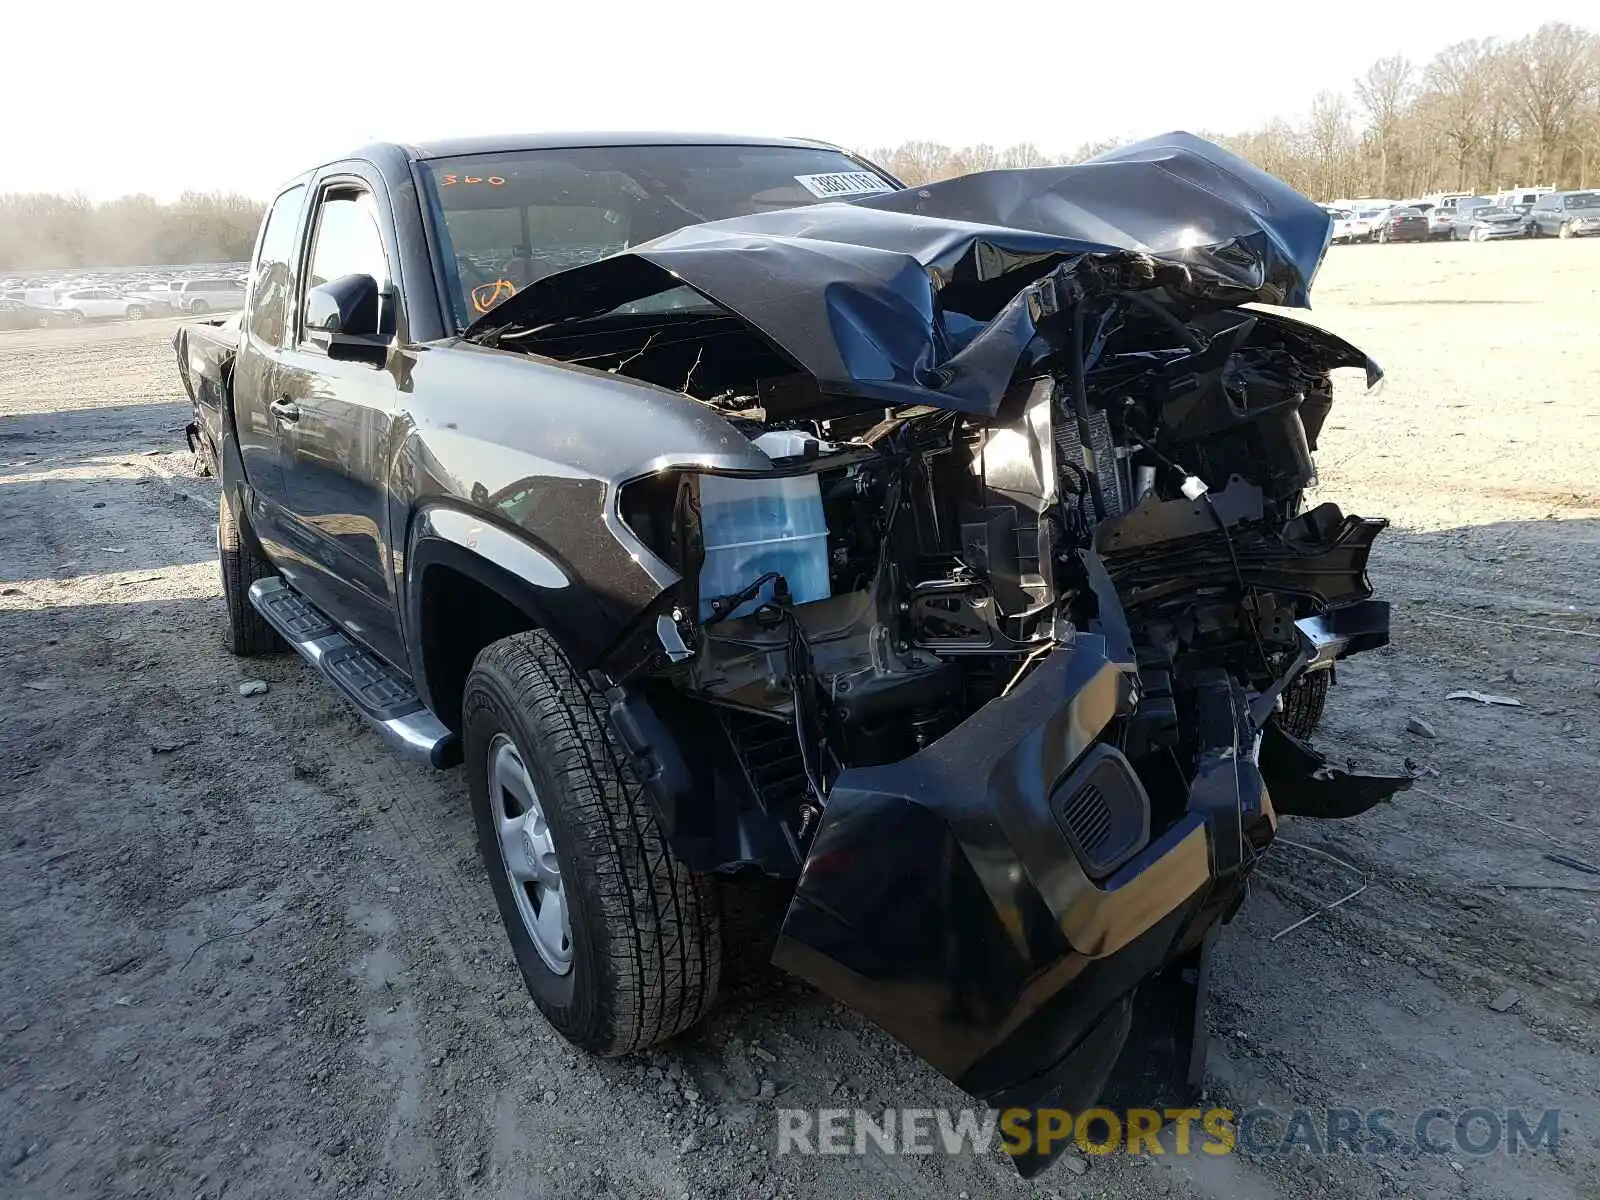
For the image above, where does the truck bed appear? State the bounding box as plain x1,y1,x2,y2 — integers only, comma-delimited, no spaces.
172,314,240,470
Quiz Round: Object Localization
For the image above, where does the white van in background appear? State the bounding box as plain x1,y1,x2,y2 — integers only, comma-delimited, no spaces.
1495,187,1555,212
173,278,247,314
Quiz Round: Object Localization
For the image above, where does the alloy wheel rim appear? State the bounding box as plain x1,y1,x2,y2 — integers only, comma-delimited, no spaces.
487,732,573,974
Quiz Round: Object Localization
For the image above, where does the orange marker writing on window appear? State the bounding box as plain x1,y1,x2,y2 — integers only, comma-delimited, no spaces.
471,279,517,314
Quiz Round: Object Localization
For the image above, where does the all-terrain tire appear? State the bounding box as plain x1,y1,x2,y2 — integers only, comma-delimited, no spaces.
1277,670,1331,740
463,630,721,1055
218,489,284,655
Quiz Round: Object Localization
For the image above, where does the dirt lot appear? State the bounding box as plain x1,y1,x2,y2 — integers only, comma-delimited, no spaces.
2,240,1598,1200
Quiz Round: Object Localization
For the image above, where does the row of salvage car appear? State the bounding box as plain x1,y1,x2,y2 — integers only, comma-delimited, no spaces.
1328,189,1600,243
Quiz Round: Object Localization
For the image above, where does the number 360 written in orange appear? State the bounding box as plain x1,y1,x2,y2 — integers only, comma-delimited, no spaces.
441,175,506,187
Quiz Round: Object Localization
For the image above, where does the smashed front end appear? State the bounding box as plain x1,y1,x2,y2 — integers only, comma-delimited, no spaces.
469,132,1410,1174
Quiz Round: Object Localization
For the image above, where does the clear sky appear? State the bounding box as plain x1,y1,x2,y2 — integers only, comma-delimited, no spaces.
4,2,1591,200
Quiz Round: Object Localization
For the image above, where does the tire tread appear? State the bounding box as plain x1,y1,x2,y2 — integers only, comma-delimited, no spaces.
218,491,283,656
467,630,720,1054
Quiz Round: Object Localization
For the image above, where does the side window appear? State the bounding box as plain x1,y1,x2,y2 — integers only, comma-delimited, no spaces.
248,184,306,347
299,185,391,345
305,187,390,294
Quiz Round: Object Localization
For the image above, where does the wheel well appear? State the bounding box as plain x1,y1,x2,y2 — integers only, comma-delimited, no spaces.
417,563,540,732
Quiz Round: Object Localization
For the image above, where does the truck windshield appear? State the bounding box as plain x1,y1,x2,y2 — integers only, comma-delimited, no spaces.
417,144,896,329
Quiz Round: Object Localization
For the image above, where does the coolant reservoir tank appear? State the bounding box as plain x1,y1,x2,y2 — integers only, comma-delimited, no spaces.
697,431,831,620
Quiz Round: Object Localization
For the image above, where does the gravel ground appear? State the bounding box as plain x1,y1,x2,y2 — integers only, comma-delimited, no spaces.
2,240,1598,1200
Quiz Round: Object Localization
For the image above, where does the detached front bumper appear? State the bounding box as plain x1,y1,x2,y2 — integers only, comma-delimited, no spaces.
775,635,1267,1173
774,622,1409,1176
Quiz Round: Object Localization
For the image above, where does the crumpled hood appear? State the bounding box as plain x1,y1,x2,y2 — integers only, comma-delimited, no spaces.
467,132,1348,414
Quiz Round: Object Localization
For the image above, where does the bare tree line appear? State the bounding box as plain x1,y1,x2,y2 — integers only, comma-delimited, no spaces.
4,22,1595,272
0,192,263,274
868,22,1599,201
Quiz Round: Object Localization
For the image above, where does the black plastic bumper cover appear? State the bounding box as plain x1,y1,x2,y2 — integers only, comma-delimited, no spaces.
773,634,1276,1175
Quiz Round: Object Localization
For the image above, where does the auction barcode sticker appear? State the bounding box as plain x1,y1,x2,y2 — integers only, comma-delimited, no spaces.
793,172,896,198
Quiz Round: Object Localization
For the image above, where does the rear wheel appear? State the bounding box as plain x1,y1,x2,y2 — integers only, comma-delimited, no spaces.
1558,222,1574,239
127,304,145,321
218,489,284,656
69,309,86,324
464,630,721,1055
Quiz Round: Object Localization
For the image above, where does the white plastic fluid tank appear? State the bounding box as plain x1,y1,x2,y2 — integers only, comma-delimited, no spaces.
697,431,831,620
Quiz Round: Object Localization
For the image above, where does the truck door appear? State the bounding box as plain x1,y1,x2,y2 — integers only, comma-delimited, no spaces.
233,181,308,549
271,168,407,669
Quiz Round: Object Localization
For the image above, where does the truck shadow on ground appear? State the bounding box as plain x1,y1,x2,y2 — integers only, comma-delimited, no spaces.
0,400,189,447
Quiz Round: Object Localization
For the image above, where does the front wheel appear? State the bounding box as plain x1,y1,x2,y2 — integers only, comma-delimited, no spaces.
127,304,145,321
188,299,209,314
69,309,86,324
464,630,721,1055
1558,223,1574,239
1278,670,1331,740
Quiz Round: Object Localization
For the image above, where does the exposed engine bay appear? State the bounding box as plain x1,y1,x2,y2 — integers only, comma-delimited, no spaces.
607,292,1393,859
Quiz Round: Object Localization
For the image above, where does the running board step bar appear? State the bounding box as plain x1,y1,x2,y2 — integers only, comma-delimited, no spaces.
248,578,459,769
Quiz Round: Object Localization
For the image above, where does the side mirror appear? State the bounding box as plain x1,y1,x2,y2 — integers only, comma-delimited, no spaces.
305,272,383,338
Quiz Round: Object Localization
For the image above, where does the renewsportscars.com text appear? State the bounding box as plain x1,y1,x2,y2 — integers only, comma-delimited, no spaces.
776,1106,1561,1159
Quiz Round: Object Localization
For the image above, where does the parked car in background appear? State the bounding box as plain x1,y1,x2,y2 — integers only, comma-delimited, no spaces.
1446,197,1494,237
55,287,149,323
1423,204,1457,239
1374,206,1429,243
0,298,54,329
126,281,179,312
173,277,247,313
1328,208,1358,242
1334,205,1385,242
1455,205,1527,241
1525,191,1600,239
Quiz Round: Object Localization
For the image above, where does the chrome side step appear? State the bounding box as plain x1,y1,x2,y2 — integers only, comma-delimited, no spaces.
248,578,459,768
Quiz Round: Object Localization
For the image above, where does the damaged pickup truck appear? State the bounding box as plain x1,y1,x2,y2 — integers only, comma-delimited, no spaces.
177,130,1409,1174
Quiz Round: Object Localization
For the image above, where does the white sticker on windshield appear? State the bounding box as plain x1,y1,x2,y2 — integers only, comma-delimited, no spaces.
793,171,896,199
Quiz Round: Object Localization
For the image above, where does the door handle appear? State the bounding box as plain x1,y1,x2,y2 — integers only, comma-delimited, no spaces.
270,398,300,422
